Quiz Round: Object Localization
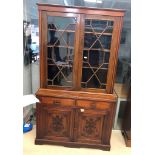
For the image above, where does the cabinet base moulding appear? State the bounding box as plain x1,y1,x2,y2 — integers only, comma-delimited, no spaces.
35,138,111,151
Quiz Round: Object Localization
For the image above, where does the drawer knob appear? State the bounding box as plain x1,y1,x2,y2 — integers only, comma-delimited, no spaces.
80,108,85,112
53,101,61,106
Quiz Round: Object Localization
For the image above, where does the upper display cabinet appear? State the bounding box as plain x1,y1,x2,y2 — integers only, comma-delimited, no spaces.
37,4,125,94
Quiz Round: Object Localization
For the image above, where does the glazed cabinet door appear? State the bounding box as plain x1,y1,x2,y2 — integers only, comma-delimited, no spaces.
74,108,110,144
78,14,123,93
40,11,80,89
36,103,74,142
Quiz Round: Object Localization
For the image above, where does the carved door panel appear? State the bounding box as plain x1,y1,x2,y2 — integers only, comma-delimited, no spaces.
40,104,74,142
75,109,109,144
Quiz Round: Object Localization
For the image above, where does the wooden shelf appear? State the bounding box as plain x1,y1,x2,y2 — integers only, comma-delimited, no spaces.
48,28,75,33
82,66,108,70
84,48,110,52
48,63,73,67
47,45,109,52
83,62,109,65
85,26,113,34
48,79,72,82
85,31,112,36
47,45,74,49
47,58,73,62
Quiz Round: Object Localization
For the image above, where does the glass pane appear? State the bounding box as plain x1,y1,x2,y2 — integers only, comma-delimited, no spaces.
81,19,113,89
99,35,112,49
47,16,76,87
85,19,113,33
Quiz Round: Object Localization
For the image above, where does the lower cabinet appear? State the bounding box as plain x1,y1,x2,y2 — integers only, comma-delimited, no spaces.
35,97,115,151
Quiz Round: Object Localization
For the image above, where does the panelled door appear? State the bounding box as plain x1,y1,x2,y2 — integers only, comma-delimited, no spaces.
36,103,74,142
74,108,110,144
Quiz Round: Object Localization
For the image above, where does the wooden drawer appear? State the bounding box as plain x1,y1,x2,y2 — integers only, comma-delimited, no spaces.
40,96,75,106
76,100,111,110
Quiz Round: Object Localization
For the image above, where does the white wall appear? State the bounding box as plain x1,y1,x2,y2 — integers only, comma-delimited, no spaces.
23,63,32,95
31,61,40,94
23,61,40,95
